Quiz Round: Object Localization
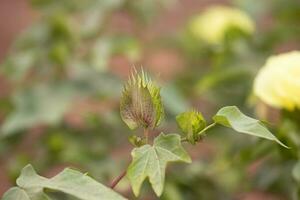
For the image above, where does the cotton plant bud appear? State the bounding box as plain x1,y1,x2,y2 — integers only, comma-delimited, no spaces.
120,69,164,130
176,110,206,144
254,51,300,111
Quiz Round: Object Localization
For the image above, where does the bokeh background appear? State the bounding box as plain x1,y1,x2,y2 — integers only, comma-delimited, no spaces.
0,0,300,199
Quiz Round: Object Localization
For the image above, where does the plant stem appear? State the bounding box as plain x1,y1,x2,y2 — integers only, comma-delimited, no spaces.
110,170,127,189
181,122,217,142
144,128,149,143
110,128,151,189
199,122,217,135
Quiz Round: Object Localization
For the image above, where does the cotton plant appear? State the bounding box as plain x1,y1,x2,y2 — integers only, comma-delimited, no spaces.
2,70,287,200
253,51,300,191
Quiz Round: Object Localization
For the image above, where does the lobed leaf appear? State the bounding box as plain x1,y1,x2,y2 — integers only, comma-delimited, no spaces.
127,133,191,197
2,164,127,200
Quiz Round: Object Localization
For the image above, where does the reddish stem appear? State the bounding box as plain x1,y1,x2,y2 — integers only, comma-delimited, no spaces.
110,170,127,189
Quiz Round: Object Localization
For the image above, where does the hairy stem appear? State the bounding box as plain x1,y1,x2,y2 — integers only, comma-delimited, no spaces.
110,170,127,189
199,122,217,135
144,128,149,143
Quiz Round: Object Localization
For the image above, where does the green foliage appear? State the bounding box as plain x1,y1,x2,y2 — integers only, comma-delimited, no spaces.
213,106,288,148
120,70,164,130
2,188,30,200
176,110,206,144
1,0,298,199
2,165,127,200
1,71,289,200
127,133,191,196
293,161,300,183
0,72,123,136
1,84,74,135
123,72,288,198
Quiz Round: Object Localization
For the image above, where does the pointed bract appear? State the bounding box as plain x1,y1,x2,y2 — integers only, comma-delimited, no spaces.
176,110,206,144
120,69,164,130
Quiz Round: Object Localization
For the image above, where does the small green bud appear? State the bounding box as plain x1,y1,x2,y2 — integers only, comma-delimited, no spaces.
176,110,206,144
128,135,147,147
120,69,164,130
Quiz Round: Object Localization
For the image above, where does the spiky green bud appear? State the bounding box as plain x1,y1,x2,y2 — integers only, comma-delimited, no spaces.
120,69,164,130
176,110,206,144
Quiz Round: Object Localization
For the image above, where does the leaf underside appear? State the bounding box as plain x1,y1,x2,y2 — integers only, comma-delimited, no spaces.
127,133,191,197
2,187,30,200
2,165,127,200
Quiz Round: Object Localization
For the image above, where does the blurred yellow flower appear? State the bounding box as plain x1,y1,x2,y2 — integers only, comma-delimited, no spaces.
189,5,254,45
254,51,300,110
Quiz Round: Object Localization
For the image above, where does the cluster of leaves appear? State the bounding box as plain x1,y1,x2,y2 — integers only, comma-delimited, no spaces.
171,2,300,196
0,1,177,199
1,0,300,199
2,71,287,199
122,72,287,197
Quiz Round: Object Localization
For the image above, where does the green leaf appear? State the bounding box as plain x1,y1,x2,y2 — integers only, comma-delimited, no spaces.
2,187,30,200
1,83,74,136
213,106,288,148
176,110,206,144
127,133,191,197
2,164,127,200
292,161,300,183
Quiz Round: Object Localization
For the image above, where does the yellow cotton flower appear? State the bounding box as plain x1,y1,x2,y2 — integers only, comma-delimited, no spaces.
189,5,254,45
254,51,300,110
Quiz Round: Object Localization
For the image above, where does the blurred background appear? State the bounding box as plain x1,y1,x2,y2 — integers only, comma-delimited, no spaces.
0,0,300,199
